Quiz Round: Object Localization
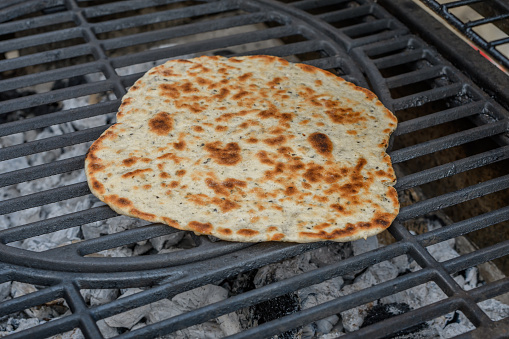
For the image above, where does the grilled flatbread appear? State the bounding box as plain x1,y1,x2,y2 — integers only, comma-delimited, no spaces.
85,55,399,242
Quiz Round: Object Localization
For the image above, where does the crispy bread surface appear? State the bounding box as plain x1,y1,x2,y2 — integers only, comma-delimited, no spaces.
85,55,399,242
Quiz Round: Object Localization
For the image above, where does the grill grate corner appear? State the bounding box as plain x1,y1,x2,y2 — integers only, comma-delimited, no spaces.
418,0,509,71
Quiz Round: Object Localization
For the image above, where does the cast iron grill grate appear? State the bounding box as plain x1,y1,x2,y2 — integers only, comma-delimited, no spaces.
0,0,509,338
418,0,509,70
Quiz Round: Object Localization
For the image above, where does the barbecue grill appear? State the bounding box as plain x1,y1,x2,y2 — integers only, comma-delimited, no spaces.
1,0,509,338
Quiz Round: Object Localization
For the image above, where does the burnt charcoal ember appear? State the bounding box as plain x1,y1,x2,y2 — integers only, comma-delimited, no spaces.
253,293,301,339
361,303,427,338
227,270,257,296
228,246,346,337
226,270,300,337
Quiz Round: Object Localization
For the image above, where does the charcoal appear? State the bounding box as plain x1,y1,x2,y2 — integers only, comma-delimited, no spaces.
361,303,427,338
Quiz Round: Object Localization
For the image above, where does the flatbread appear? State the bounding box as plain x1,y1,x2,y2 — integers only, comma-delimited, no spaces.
85,55,399,243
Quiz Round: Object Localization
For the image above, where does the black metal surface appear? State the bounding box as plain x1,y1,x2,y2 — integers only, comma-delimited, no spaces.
380,0,509,112
417,0,509,70
0,0,509,338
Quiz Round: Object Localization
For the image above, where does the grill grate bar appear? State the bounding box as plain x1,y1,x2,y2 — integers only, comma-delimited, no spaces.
0,0,27,11
397,174,509,221
0,62,104,93
340,297,465,339
358,34,418,58
444,239,509,275
225,268,437,339
82,0,185,19
290,0,351,11
465,13,509,28
0,124,108,162
5,313,81,339
303,55,345,69
389,120,508,164
391,83,465,111
0,45,93,73
0,156,84,188
0,206,116,244
316,4,373,23
373,49,426,69
385,65,445,88
395,145,509,191
469,277,509,302
232,39,327,57
110,24,302,68
89,242,322,317
489,36,509,47
340,18,393,38
442,0,482,9
0,27,84,54
0,0,65,24
3,237,255,273
0,100,118,137
0,284,64,317
393,101,485,136
0,81,114,116
90,0,240,35
64,283,104,339
0,11,72,35
0,182,90,215
119,72,146,88
304,56,367,86
101,11,272,51
391,225,459,295
416,206,509,246
0,269,11,284
115,241,409,337
59,224,182,257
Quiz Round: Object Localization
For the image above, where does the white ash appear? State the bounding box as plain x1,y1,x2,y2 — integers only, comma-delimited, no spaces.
81,289,119,307
104,288,150,329
0,318,45,337
102,284,238,339
477,298,509,321
97,319,119,339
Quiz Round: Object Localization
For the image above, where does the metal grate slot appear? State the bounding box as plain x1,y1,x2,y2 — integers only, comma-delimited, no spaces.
0,206,116,244
82,0,193,21
419,0,509,70
0,0,66,24
289,0,409,50
391,121,508,163
395,145,509,190
398,174,509,221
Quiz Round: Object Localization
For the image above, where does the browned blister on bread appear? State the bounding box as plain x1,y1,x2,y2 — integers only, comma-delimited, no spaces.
85,55,399,242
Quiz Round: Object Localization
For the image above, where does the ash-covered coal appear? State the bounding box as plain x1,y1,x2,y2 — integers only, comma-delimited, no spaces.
361,303,430,338
225,242,351,338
